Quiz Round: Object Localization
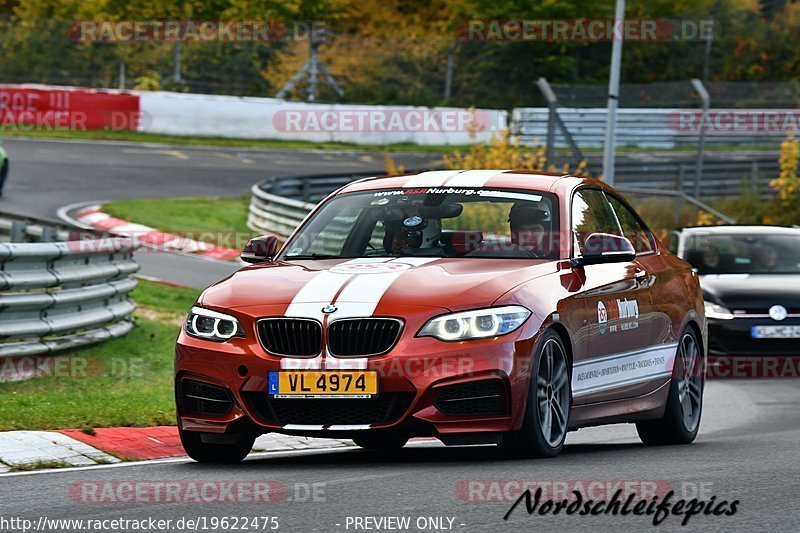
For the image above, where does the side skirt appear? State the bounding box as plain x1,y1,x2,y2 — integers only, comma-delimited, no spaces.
567,379,671,430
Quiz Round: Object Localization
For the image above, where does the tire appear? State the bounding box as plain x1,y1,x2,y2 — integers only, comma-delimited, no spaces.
352,432,409,450
500,329,571,458
179,428,256,463
636,326,704,446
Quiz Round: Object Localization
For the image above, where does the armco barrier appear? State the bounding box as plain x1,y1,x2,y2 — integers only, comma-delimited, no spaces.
513,107,793,148
0,215,139,358
248,172,378,238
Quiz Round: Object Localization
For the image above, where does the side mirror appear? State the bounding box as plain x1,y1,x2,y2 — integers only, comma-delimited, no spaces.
572,232,636,267
241,235,278,263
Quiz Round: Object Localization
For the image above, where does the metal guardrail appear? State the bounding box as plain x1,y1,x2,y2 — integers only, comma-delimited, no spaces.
512,107,788,149
247,172,382,238
0,214,139,358
615,186,736,225
608,159,779,200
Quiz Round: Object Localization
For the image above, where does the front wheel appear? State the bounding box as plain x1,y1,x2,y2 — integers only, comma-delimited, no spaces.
179,428,256,463
636,326,704,445
500,330,571,458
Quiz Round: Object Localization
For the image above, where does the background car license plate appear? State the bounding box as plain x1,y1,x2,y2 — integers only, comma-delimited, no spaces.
751,325,800,339
268,371,378,398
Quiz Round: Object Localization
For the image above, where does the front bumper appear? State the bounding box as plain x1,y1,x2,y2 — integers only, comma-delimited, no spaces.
707,316,800,357
175,331,537,439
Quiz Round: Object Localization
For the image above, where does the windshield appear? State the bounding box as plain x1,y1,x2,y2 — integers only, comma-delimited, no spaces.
683,233,800,274
280,188,560,260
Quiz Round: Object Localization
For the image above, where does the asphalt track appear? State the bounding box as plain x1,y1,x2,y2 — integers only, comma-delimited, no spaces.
1,379,798,532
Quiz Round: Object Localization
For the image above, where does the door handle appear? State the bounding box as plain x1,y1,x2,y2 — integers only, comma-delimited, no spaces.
634,268,647,284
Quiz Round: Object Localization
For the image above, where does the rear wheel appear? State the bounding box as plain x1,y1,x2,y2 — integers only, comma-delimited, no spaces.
500,330,571,458
179,428,256,463
353,432,409,450
636,326,704,445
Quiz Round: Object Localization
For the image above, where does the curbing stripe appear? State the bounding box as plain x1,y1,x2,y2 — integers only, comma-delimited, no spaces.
72,205,242,262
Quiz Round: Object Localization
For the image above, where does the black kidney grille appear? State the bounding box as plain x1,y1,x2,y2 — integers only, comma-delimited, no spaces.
434,379,507,417
245,392,415,426
180,379,233,416
328,319,402,356
258,319,322,356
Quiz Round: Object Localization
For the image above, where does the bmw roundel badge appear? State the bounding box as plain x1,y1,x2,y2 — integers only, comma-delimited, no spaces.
322,304,338,314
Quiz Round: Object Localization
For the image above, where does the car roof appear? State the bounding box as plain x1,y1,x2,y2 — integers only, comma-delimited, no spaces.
336,169,594,195
681,225,800,236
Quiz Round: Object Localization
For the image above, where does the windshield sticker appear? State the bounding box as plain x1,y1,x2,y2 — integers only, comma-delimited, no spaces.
477,190,543,202
286,248,304,256
373,188,542,202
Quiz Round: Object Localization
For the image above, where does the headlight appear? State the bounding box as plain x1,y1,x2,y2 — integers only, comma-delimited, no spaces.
704,302,734,320
185,306,244,341
418,306,531,341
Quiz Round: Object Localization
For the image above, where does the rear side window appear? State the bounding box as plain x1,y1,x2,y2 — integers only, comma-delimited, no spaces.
571,189,622,255
607,195,656,254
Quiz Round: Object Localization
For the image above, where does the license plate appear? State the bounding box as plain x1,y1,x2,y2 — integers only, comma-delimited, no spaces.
751,325,800,339
268,371,378,398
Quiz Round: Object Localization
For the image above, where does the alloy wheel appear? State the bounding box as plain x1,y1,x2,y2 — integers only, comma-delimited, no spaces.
677,332,703,432
536,338,570,447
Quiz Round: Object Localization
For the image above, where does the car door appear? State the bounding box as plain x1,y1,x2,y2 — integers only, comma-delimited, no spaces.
569,188,658,405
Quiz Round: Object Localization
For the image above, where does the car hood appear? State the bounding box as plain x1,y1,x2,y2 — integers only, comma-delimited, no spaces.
200,257,556,315
700,273,800,310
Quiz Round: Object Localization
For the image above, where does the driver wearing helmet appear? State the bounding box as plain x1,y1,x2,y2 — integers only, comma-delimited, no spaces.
508,204,549,256
384,215,442,255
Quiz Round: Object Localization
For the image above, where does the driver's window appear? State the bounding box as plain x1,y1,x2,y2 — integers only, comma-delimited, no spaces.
571,189,622,256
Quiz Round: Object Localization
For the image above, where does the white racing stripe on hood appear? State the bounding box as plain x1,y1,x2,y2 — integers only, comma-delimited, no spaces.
281,258,391,369
332,257,439,314
443,169,500,187
283,258,394,323
324,257,438,370
403,170,463,187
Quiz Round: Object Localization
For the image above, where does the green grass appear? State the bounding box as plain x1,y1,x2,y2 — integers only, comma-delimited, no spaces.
103,196,257,248
0,127,470,153
0,280,201,431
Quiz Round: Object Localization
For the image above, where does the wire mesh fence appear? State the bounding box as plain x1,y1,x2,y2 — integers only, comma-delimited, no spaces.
1,13,798,108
